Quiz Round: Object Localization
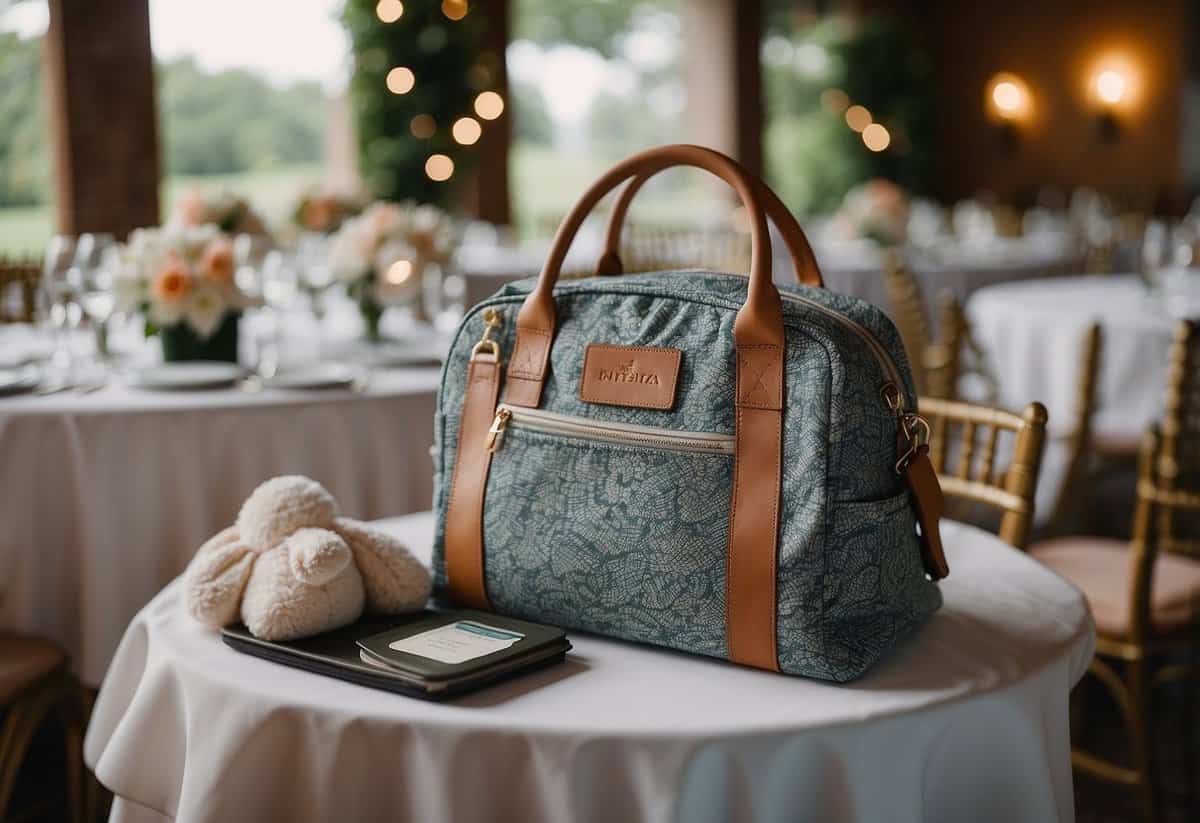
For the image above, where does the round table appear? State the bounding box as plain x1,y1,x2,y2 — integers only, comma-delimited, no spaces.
0,367,441,684
85,512,1094,823
967,275,1174,440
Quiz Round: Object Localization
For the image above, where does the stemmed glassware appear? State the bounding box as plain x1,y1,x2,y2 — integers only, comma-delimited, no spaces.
39,235,80,383
73,233,118,367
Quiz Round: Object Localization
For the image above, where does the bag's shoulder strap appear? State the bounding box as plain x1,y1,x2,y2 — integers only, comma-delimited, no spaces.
442,349,502,609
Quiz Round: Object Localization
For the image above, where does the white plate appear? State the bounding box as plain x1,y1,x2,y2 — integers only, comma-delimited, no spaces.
126,362,244,390
0,368,40,396
262,363,362,390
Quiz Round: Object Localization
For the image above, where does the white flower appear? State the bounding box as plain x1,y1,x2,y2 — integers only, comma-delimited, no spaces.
184,284,229,339
149,296,186,328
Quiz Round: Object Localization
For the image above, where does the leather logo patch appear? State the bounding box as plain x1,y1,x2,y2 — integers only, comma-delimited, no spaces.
580,344,681,410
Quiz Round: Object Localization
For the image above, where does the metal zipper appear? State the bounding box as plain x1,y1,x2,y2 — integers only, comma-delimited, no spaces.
486,403,735,456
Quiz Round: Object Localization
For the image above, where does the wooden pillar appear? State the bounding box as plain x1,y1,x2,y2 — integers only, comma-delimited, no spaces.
683,0,764,176
466,0,512,225
45,0,160,237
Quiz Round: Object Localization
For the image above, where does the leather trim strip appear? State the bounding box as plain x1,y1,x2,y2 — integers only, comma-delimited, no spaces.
725,343,784,671
443,353,502,609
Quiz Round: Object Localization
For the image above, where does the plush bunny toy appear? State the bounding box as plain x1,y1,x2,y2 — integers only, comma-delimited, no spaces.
184,475,431,641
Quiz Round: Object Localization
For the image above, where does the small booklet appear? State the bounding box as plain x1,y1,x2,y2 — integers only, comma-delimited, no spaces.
222,610,570,700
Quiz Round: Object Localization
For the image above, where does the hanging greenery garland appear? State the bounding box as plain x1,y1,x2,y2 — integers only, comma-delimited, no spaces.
342,0,504,206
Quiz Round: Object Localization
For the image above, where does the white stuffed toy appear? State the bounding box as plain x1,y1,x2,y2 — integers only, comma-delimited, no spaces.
184,475,431,640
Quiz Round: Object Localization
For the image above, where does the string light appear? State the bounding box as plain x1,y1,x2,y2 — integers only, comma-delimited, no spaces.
425,154,454,181
441,0,468,21
452,116,482,145
820,88,849,114
386,67,415,95
385,259,413,284
375,0,403,23
474,91,504,120
862,123,891,152
844,104,871,132
410,114,436,139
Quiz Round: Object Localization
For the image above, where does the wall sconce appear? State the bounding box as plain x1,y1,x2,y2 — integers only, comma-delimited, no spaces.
985,72,1031,149
1090,67,1129,142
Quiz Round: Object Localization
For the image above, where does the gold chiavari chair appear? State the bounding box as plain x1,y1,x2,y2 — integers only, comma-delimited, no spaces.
1031,320,1200,823
919,397,1049,549
0,256,40,324
884,258,988,401
1043,323,1103,536
622,222,751,274
0,635,89,822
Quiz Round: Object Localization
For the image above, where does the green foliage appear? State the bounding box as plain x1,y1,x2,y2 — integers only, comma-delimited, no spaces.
764,15,934,215
0,32,49,207
511,79,552,144
513,0,648,58
342,0,493,206
158,59,325,176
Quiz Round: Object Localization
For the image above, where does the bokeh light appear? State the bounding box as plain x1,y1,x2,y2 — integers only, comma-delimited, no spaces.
441,0,468,21
425,154,455,181
375,0,403,23
410,114,436,139
386,67,415,95
862,123,891,152
474,91,504,120
452,116,482,145
820,88,849,114
844,104,872,132
1095,69,1127,105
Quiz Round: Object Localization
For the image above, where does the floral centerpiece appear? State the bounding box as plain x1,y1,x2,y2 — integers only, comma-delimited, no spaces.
170,188,271,238
114,225,257,362
831,179,910,247
328,200,454,339
290,189,365,235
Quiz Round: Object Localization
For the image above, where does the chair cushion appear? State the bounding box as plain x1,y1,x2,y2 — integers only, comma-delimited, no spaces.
0,633,65,704
1031,537,1200,638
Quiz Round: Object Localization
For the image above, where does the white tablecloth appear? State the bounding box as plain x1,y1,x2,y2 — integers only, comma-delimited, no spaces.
0,369,440,684
967,275,1173,440
85,512,1094,823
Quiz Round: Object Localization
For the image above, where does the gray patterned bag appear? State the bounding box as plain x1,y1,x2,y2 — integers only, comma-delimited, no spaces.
432,146,945,681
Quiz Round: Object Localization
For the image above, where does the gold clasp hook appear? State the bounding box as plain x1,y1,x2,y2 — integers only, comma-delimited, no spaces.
471,308,503,360
895,413,931,474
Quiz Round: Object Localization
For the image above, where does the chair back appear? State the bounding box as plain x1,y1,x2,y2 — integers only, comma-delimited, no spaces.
883,256,932,393
1152,319,1200,555
622,222,751,274
920,396,1049,548
1044,323,1104,535
0,257,40,324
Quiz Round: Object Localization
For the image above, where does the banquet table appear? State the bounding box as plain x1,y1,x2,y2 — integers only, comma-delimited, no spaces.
458,233,1080,320
967,274,1176,521
0,367,441,684
85,512,1095,823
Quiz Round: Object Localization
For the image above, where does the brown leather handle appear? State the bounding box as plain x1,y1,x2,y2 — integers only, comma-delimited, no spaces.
596,171,824,288
506,144,789,408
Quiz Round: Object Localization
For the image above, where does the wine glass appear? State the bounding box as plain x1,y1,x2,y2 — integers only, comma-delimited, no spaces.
40,235,79,379
73,233,118,364
1140,219,1193,291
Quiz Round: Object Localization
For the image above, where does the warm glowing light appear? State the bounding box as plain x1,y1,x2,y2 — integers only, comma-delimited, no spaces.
862,123,891,152
820,88,849,114
985,72,1031,123
452,116,482,145
992,82,1021,113
410,114,436,139
386,67,415,95
844,104,871,132
1095,69,1127,106
425,154,454,181
474,91,504,120
385,259,413,284
441,0,468,21
375,0,403,23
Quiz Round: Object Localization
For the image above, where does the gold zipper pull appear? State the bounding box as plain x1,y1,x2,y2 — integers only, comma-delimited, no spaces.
472,307,503,361
485,408,512,452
